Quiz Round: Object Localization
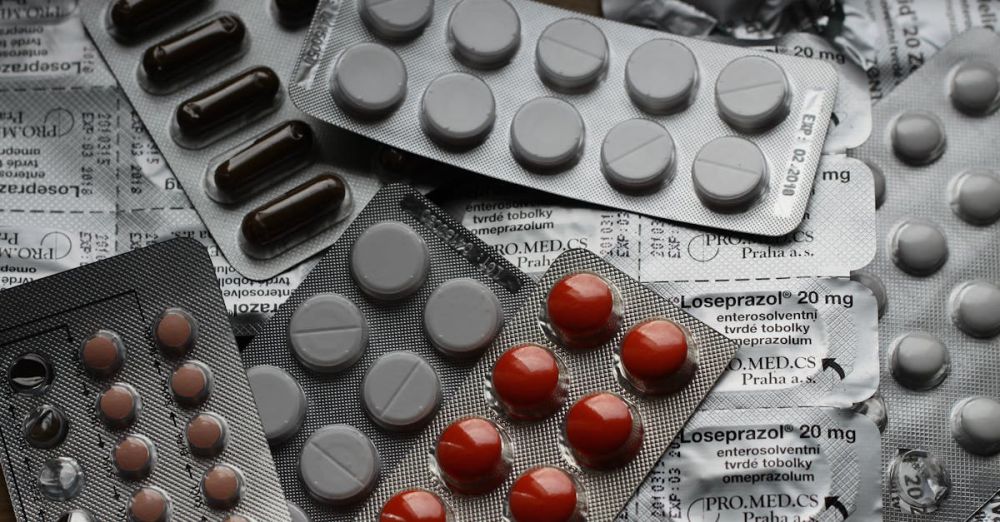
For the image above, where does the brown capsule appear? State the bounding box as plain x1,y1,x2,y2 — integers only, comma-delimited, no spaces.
170,361,212,407
80,330,125,378
273,0,319,27
240,174,350,258
109,0,208,38
154,308,197,358
175,67,281,140
212,121,315,203
141,13,247,87
98,383,140,429
113,435,156,481
187,413,227,458
202,464,243,510
128,487,171,522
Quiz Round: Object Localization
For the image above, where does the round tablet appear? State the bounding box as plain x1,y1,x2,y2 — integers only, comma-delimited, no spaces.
98,383,141,429
546,272,620,350
420,72,496,148
9,353,53,395
950,168,1000,225
289,293,369,373
202,464,243,510
951,397,1000,455
359,0,433,41
287,502,309,522
508,467,581,522
447,0,520,69
510,97,585,172
715,56,790,132
565,392,642,470
491,343,565,420
247,365,307,444
424,278,504,358
113,435,156,481
869,161,887,209
171,361,212,407
38,457,85,501
435,417,510,495
380,489,450,522
154,308,197,358
128,487,171,522
620,319,694,394
536,18,608,91
950,61,1000,115
602,119,675,192
890,450,950,513
57,510,95,522
80,330,125,378
850,270,888,319
889,332,950,390
352,221,430,301
23,404,68,449
332,42,407,119
363,352,441,431
891,112,946,165
187,413,228,457
950,280,1000,338
692,136,768,212
625,39,698,114
300,425,380,505
890,221,948,276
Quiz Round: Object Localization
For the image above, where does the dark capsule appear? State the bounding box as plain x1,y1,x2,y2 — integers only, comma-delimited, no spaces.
23,404,69,449
240,174,349,258
109,0,208,38
213,121,315,203
175,67,281,141
273,0,319,27
9,353,53,395
141,13,247,87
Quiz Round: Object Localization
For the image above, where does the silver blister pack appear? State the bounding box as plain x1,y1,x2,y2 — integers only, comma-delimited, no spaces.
239,184,537,521
356,248,740,520
0,238,290,522
77,0,383,280
622,407,883,521
290,0,839,237
850,28,1000,520
440,155,876,281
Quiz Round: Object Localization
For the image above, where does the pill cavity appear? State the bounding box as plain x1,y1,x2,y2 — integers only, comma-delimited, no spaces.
949,168,1000,225
602,119,675,193
170,361,213,407
891,111,946,166
187,413,228,458
288,293,369,373
424,278,504,358
332,42,407,119
420,72,496,148
447,0,521,69
38,457,85,502
889,450,950,514
435,417,510,495
359,0,433,41
564,392,643,470
97,383,141,429
351,221,430,301
9,353,53,395
715,56,791,132
154,308,197,358
850,270,888,319
692,136,768,212
247,365,306,445
140,13,247,90
300,425,380,505
380,489,450,522
545,272,620,350
950,61,1000,116
510,97,585,172
508,467,582,522
128,487,171,522
211,120,315,204
113,434,156,481
23,404,69,449
109,0,208,39
56,509,95,522
889,332,950,390
491,343,566,421
619,319,695,395
951,397,1000,456
950,280,1000,338
536,18,608,91
174,67,281,144
851,392,888,433
202,464,244,510
625,39,698,114
890,221,949,276
80,330,126,378
362,352,441,431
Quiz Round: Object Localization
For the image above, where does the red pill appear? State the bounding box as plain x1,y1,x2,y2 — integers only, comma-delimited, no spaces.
545,273,620,349
620,319,692,394
491,344,565,420
435,417,510,495
380,489,450,522
564,393,642,470
508,467,581,522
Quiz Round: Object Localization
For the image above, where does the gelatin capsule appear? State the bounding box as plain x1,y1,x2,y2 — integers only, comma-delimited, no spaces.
142,13,247,87
175,67,280,141
109,0,208,38
211,121,314,203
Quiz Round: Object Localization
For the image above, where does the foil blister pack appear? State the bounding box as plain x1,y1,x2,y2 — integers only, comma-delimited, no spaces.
77,0,383,280
622,407,883,521
355,248,740,521
238,184,536,521
0,238,290,522
850,28,1000,520
290,0,840,237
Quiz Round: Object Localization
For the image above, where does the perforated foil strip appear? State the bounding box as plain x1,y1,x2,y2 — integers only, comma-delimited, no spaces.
850,28,1000,520
0,238,291,522
357,248,740,520
291,0,839,238
240,184,537,522
622,407,883,521
78,0,383,281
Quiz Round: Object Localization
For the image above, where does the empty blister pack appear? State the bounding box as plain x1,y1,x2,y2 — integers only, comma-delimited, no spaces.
238,184,536,520
290,0,839,237
77,0,383,280
850,28,1000,520
651,278,879,409
356,248,739,520
622,407,882,521
0,238,290,522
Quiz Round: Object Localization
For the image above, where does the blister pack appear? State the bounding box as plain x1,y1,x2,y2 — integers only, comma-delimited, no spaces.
0,238,289,522
355,248,739,521
77,0,383,280
621,407,883,521
238,184,536,520
438,155,876,281
290,0,840,237
850,28,1000,520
